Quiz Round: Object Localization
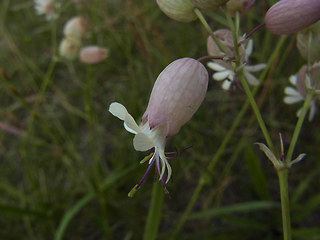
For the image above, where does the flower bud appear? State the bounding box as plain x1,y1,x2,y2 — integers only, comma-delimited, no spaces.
63,16,89,39
190,0,229,10
207,29,246,67
265,0,320,35
156,0,197,22
226,0,255,16
59,37,81,60
142,58,208,136
79,46,109,64
296,22,320,63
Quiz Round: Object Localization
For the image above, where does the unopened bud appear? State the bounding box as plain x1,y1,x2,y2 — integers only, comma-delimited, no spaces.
190,0,229,10
156,0,197,22
79,46,109,64
63,16,89,39
296,22,320,63
226,0,255,16
59,37,81,60
265,0,320,35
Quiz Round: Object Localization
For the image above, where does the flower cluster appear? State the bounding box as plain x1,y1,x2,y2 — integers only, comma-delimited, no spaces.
59,17,108,63
206,29,266,90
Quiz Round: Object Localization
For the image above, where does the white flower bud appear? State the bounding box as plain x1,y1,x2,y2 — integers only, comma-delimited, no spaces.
63,16,89,39
59,37,81,60
79,46,109,64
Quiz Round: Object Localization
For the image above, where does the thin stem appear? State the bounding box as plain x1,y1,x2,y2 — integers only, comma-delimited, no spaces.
170,36,286,238
277,169,292,240
285,91,313,164
143,181,164,240
239,73,275,152
194,8,227,54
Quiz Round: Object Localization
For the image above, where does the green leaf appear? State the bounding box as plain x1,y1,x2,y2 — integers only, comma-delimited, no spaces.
189,201,280,219
244,145,269,200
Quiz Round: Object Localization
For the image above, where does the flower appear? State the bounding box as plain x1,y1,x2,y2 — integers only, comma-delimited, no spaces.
206,29,266,90
109,58,208,192
265,0,320,35
79,46,109,64
59,37,81,60
63,16,89,39
283,62,320,121
34,0,60,20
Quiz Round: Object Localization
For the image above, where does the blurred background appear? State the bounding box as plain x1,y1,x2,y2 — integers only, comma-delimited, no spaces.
0,0,319,239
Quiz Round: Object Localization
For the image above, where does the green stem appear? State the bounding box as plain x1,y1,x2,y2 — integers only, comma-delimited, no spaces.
285,92,313,164
170,36,286,239
239,73,275,152
194,8,227,54
143,181,164,240
277,169,292,240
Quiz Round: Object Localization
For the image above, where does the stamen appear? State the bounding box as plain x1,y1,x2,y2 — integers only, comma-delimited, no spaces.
136,155,156,189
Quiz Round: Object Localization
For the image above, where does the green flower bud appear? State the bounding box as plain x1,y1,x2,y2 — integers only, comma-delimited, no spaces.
296,22,320,63
156,0,197,22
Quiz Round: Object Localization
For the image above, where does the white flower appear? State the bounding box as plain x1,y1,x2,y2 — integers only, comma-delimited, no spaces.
109,102,172,187
34,0,60,20
207,38,266,90
283,73,317,121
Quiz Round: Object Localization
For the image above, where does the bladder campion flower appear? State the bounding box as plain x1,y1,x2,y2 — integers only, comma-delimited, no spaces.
265,0,320,35
284,62,320,121
63,16,89,39
109,58,208,194
206,29,266,90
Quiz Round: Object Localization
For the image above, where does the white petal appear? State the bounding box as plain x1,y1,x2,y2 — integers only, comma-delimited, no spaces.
289,75,298,85
109,102,128,120
284,87,301,96
222,80,232,90
245,39,253,56
284,96,303,104
159,149,172,184
124,114,140,134
245,63,266,72
207,62,226,71
213,70,231,81
309,101,317,121
244,71,260,86
133,133,154,151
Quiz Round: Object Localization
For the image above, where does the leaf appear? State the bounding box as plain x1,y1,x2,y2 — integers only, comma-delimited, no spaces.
244,145,269,200
189,201,280,219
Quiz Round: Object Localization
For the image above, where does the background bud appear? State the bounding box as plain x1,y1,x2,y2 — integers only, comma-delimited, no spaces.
79,46,109,64
296,22,320,63
63,16,89,39
59,37,81,60
226,0,255,16
142,58,208,136
156,0,197,22
265,0,320,35
190,0,229,10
